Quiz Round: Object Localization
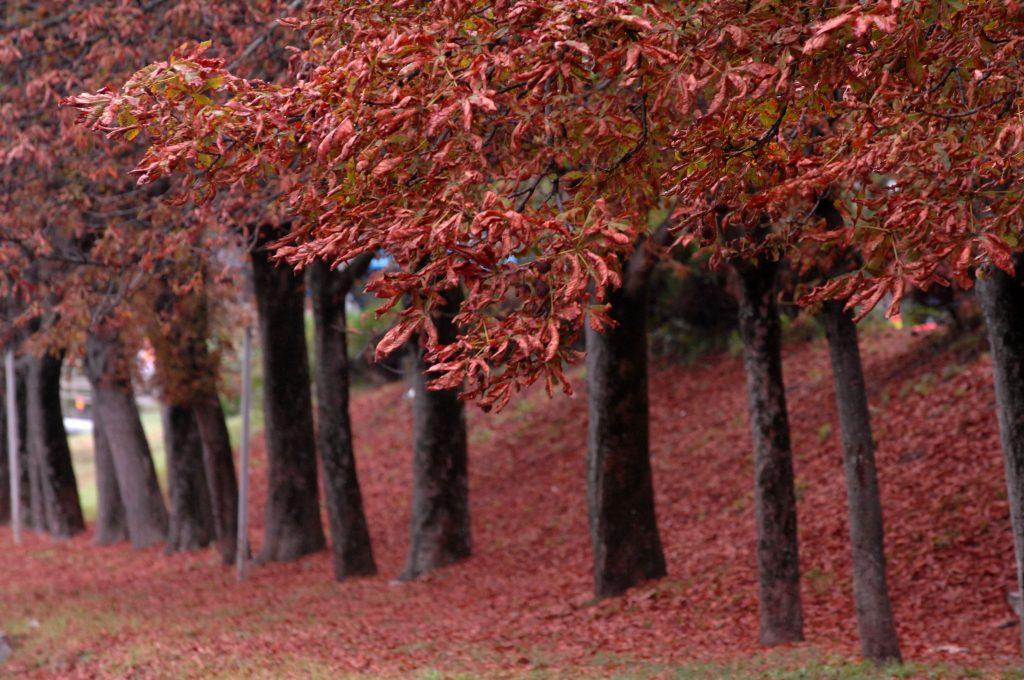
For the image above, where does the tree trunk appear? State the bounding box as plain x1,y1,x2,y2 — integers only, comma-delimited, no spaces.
0,362,9,526
149,288,239,563
25,371,46,534
820,301,901,663
92,408,128,545
585,271,666,598
309,259,376,579
193,395,238,564
400,289,470,580
85,330,168,549
977,260,1024,655
25,352,85,538
734,258,804,646
251,245,326,562
162,405,215,553
148,284,239,564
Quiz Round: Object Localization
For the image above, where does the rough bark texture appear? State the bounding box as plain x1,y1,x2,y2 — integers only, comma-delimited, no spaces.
25,381,46,534
309,258,377,579
162,405,215,553
0,364,9,526
85,330,168,549
148,286,239,564
400,289,470,581
585,264,666,598
977,260,1024,655
820,301,901,663
11,366,43,533
734,258,804,646
25,352,85,538
251,245,326,562
193,395,238,564
92,408,128,545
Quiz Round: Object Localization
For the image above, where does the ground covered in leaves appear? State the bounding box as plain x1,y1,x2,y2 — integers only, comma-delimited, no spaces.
2,327,1023,678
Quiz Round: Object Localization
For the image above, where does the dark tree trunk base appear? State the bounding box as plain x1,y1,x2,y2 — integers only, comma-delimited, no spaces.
148,285,240,564
734,258,804,646
820,301,901,663
0,362,10,526
310,260,377,580
3,368,35,531
26,352,85,538
92,410,128,546
86,330,168,550
977,260,1024,655
586,277,666,599
400,289,470,581
163,405,215,553
251,245,326,563
193,395,239,564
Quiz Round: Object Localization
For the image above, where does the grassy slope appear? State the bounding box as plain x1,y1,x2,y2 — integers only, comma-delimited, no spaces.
1,326,1023,678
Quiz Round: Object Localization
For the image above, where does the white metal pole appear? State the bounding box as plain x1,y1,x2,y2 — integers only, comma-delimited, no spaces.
5,350,21,545
236,326,253,581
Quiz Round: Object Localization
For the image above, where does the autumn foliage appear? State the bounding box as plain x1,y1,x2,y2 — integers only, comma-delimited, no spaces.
5,0,1024,673
68,0,1024,408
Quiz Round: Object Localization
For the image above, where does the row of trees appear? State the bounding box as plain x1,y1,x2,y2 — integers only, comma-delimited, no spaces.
0,0,472,581
3,0,1024,668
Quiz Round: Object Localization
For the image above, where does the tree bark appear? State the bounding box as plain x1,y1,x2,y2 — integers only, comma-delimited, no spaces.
400,289,470,580
0,363,9,526
193,395,238,564
251,245,326,562
92,407,128,545
162,405,215,553
585,263,666,598
734,258,804,646
25,352,85,538
148,285,239,564
85,330,168,549
25,369,46,533
820,301,901,663
309,258,377,579
977,260,1024,655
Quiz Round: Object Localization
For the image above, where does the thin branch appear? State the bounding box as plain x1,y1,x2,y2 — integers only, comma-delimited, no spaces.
723,100,788,157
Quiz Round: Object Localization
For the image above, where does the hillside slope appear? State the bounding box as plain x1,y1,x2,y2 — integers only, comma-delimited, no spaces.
1,327,1019,677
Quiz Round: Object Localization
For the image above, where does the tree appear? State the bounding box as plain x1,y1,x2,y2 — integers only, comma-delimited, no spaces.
192,393,240,563
585,226,668,597
147,281,240,562
809,198,900,663
0,355,11,526
309,254,377,579
976,258,1024,651
162,404,215,553
819,301,901,662
251,239,326,562
401,288,471,580
733,254,803,646
70,0,1024,654
1,0,294,551
0,378,7,527
24,350,85,538
91,407,129,546
85,327,168,549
